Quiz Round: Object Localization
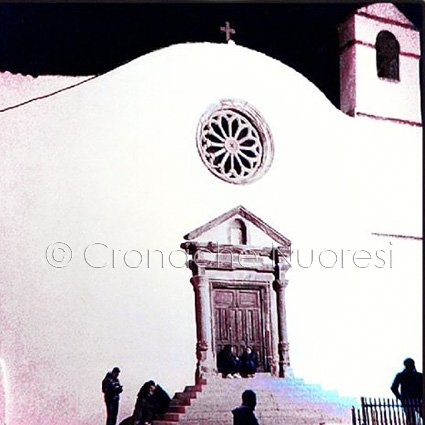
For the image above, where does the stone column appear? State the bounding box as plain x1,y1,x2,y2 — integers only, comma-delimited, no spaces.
191,274,215,381
273,277,292,377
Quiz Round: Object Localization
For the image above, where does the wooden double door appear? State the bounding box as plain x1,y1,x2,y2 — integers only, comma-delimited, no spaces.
212,286,268,372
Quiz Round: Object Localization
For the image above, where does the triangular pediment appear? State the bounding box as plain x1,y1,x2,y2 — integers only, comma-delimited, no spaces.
357,3,414,27
183,205,291,247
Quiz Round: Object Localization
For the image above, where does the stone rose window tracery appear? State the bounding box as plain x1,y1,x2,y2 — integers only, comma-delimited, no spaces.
196,100,274,184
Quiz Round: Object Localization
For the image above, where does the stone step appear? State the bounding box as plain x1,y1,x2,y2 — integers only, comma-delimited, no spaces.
170,397,191,407
158,412,182,421
155,375,356,425
182,412,349,420
181,414,350,421
175,417,349,424
178,407,350,420
196,381,341,395
200,376,306,386
184,408,350,418
176,420,351,425
194,387,356,406
168,405,187,414
176,420,350,425
184,384,203,393
173,391,197,401
186,404,350,414
197,388,345,398
190,398,353,409
193,391,354,405
199,381,336,392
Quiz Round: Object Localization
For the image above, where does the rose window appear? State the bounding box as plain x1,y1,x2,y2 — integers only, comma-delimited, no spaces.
196,100,274,184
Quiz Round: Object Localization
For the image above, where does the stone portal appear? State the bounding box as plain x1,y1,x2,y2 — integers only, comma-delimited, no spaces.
181,205,292,381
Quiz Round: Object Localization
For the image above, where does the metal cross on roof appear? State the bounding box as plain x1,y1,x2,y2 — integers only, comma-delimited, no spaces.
220,21,236,42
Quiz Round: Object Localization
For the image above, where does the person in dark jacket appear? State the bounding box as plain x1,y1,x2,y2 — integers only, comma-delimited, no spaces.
102,367,123,425
240,347,259,378
133,380,171,425
391,358,423,425
217,345,241,378
232,389,259,425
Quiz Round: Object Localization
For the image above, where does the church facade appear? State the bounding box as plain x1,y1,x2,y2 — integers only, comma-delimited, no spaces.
0,3,421,425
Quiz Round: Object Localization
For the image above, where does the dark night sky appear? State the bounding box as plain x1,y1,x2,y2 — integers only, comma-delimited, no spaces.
0,2,423,107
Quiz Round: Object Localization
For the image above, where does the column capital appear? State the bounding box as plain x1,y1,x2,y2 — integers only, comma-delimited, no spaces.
278,262,291,272
188,260,205,276
273,278,289,292
278,341,290,352
190,275,209,290
274,261,290,282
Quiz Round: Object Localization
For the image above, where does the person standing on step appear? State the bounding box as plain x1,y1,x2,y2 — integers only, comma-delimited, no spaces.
217,345,241,378
102,367,123,425
232,389,259,425
240,346,258,378
391,358,423,425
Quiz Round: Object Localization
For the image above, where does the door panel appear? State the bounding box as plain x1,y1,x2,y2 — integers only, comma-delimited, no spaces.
213,287,267,371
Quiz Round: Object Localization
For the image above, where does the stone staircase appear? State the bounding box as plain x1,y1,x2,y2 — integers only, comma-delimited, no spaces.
153,373,358,425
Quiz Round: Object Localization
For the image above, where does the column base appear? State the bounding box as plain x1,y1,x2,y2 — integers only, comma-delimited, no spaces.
279,364,294,378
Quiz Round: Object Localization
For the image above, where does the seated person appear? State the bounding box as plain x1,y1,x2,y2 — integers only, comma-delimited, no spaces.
217,345,241,378
239,346,258,378
133,380,171,425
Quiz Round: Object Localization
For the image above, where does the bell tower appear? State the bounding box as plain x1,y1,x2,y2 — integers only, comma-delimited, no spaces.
338,3,421,126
